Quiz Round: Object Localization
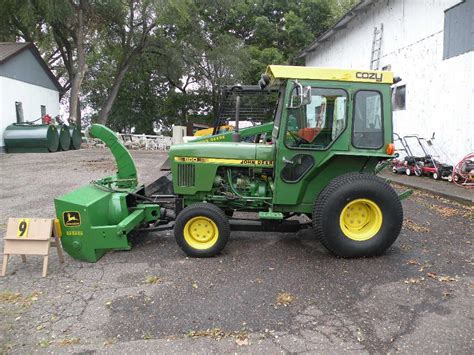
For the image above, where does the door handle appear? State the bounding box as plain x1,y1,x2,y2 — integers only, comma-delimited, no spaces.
282,157,294,164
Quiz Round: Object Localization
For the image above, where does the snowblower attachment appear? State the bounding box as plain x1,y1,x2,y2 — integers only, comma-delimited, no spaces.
54,124,161,262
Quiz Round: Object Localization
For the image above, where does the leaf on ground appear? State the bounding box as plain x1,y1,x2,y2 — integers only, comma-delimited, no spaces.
192,283,198,289
187,328,225,339
38,339,52,348
58,337,80,346
236,337,249,346
404,277,425,284
427,272,459,282
0,292,22,303
276,292,296,306
403,219,430,233
0,291,41,307
144,275,161,285
406,259,421,266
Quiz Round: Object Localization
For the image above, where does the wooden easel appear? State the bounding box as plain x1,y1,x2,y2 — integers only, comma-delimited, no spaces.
1,218,64,277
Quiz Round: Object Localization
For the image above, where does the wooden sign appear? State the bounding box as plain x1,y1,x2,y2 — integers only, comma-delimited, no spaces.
1,218,64,277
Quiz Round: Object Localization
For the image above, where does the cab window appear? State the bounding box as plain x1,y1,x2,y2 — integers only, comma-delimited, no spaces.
285,88,347,149
352,91,383,149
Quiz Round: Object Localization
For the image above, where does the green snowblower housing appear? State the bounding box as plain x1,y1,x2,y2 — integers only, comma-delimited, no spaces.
55,65,409,263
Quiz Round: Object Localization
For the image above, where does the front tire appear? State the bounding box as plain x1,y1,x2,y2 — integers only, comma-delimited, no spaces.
174,203,230,257
313,173,403,258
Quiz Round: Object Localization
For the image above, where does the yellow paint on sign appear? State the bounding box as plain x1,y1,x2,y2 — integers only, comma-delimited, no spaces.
16,218,30,238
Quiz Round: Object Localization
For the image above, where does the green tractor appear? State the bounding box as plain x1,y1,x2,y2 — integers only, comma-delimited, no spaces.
55,65,408,263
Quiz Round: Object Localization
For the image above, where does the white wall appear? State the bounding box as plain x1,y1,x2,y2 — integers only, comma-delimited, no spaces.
0,76,60,147
305,0,474,164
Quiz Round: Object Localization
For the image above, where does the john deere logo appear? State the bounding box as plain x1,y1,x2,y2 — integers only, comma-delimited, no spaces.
63,211,81,227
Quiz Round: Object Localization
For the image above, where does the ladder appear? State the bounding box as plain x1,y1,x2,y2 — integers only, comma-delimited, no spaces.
370,23,383,70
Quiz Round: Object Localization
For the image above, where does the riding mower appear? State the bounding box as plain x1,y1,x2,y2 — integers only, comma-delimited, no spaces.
55,65,411,263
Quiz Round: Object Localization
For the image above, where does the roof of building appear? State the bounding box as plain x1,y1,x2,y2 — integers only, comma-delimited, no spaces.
0,42,63,92
298,0,376,58
266,65,393,84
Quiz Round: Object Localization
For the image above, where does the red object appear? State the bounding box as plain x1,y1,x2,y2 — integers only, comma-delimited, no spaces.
386,143,395,155
42,114,52,125
298,127,321,142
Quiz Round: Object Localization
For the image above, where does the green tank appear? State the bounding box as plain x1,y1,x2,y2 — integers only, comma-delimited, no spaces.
3,124,59,153
58,124,71,151
69,124,82,150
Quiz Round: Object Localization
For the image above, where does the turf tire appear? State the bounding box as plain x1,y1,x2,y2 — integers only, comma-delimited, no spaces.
313,173,403,258
174,203,230,258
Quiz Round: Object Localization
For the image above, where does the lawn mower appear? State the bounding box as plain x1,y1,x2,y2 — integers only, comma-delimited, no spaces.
390,133,424,176
55,65,411,263
403,135,452,180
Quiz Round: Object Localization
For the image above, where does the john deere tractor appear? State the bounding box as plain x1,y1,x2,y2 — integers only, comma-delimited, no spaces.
55,65,408,262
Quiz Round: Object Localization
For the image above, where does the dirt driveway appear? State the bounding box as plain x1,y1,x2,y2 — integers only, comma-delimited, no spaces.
1,149,473,354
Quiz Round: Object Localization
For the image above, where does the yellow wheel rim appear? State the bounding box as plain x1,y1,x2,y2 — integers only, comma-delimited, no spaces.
183,216,219,250
339,199,383,241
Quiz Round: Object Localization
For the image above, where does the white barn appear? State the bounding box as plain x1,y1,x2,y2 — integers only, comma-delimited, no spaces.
0,42,62,151
300,0,474,164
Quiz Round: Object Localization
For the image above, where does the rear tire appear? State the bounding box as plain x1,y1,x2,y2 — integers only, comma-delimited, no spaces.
174,203,230,257
313,173,403,258
433,172,439,180
406,168,411,176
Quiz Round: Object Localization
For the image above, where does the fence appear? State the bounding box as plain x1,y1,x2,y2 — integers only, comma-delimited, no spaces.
84,132,172,151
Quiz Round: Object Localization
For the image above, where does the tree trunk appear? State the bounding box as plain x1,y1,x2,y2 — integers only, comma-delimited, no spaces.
68,4,87,127
96,57,133,125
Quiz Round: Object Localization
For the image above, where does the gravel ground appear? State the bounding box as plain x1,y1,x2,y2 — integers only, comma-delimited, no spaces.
0,148,473,354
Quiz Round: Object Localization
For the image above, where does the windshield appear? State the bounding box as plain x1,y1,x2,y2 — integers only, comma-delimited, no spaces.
285,87,347,149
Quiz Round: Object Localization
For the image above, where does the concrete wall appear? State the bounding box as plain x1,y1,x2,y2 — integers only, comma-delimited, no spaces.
305,0,474,164
0,76,60,147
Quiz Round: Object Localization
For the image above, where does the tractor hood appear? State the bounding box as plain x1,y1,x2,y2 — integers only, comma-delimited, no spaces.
169,142,274,162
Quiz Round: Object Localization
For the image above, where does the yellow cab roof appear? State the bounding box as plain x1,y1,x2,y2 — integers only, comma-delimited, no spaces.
266,65,393,85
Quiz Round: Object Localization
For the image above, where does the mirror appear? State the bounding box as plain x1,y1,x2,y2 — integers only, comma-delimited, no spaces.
288,81,311,108
302,86,312,105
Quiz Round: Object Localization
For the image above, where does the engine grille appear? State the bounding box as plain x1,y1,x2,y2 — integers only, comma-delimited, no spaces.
177,164,195,187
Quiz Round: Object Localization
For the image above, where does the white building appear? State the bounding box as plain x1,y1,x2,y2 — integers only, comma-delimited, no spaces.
0,42,62,151
300,0,474,164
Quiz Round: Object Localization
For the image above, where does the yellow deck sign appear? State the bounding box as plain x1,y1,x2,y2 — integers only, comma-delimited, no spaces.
2,218,65,277
16,218,30,237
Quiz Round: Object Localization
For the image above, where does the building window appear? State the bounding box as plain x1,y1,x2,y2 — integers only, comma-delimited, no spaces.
352,91,383,149
15,102,24,123
443,0,474,60
41,105,46,116
392,85,406,111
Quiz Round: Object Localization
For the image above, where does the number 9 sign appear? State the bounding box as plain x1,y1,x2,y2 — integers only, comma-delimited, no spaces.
17,218,30,238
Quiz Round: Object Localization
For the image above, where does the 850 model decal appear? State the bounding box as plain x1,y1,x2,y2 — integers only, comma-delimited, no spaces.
175,156,274,167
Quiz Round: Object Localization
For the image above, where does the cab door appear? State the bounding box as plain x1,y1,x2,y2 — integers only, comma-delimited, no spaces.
272,80,351,206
